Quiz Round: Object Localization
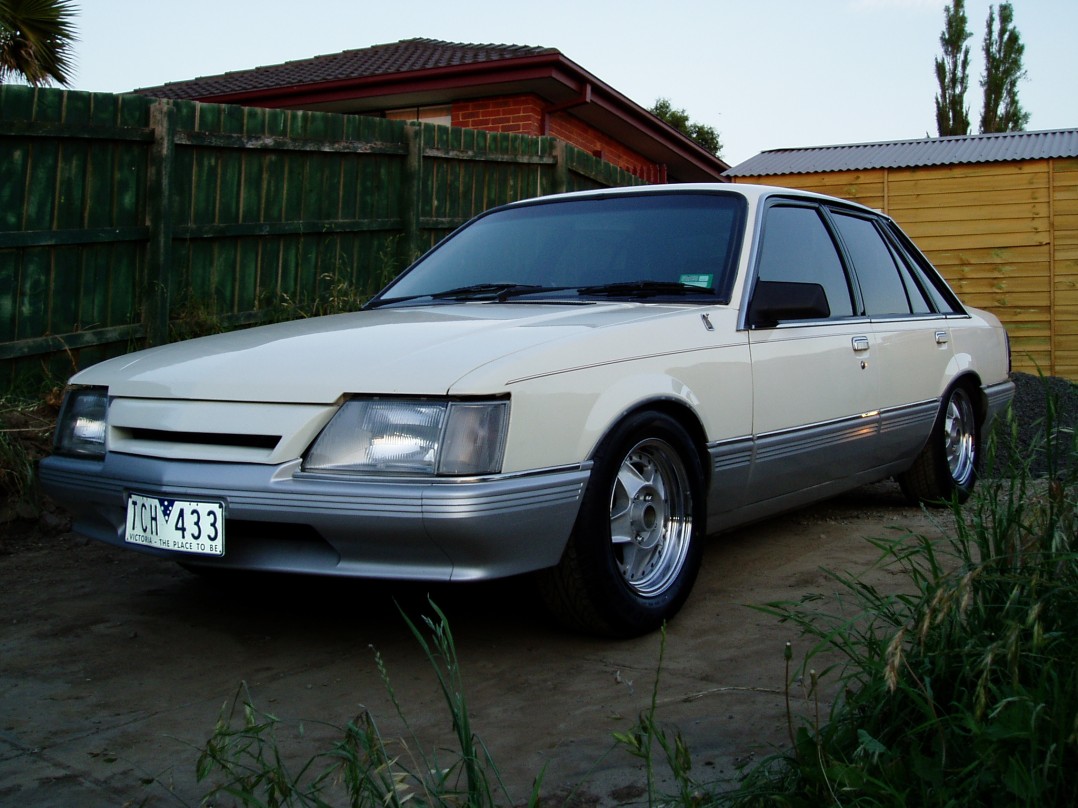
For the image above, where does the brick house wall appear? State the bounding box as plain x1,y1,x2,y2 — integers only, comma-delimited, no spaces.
453,94,664,183
453,94,545,135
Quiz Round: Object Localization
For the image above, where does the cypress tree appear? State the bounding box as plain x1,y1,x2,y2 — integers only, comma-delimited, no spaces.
980,2,1030,133
934,0,972,137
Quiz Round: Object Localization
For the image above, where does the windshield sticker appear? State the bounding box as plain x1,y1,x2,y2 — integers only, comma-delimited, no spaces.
680,274,714,288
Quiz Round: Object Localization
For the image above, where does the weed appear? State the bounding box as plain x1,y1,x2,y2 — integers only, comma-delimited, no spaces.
372,233,407,296
723,385,1078,807
0,428,37,510
613,625,703,806
196,601,543,807
0,395,56,520
169,296,229,343
191,379,1078,808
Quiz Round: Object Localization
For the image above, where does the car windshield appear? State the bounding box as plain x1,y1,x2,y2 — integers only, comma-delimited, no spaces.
370,192,746,307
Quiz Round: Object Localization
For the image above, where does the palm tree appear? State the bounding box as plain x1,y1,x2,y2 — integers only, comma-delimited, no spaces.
0,0,78,87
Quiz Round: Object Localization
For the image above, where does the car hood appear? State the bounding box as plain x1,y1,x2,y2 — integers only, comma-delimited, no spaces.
73,304,696,403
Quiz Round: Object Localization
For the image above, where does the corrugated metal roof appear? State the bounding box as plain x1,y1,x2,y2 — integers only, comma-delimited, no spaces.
725,128,1078,177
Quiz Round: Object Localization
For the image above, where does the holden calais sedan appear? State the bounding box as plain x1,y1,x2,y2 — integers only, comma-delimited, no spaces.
40,184,1014,636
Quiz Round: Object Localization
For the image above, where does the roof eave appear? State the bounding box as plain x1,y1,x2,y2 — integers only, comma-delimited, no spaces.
163,50,729,182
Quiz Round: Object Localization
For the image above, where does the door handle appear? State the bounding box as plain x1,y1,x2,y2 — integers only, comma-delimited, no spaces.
935,330,949,345
852,336,870,352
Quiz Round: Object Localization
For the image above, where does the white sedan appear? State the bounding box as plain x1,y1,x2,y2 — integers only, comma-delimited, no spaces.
40,184,1014,636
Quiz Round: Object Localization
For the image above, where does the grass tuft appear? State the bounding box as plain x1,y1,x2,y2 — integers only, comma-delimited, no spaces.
190,377,1078,807
0,395,59,522
723,382,1078,807
196,600,545,807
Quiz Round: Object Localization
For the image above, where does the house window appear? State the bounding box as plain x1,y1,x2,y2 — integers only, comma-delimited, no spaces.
385,105,452,126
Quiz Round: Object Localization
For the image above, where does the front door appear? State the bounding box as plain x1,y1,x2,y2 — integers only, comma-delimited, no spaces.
744,202,880,504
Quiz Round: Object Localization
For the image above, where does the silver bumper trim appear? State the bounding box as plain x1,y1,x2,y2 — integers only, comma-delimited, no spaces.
39,453,590,582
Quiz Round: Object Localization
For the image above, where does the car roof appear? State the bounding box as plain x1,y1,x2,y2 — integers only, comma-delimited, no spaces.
507,182,881,217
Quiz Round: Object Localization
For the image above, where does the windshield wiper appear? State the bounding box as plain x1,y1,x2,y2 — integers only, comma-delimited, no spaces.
430,283,548,301
364,283,576,309
366,283,539,309
576,280,714,298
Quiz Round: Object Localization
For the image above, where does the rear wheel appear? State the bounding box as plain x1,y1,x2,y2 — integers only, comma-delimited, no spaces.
898,384,979,504
537,411,705,637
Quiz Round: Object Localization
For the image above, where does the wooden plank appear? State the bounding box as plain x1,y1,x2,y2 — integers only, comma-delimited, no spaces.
15,246,49,340
888,185,1047,208
0,84,35,122
145,101,175,347
0,121,30,231
0,249,18,343
740,172,887,206
951,276,1052,294
892,160,1049,184
422,144,555,166
0,323,144,361
23,136,60,232
108,241,140,327
946,250,1054,272
49,244,79,337
0,226,148,248
895,203,1051,227
908,230,1049,252
0,119,153,142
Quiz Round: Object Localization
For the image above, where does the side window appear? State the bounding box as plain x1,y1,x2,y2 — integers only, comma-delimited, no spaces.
755,205,854,318
886,242,934,314
831,212,913,316
884,222,964,315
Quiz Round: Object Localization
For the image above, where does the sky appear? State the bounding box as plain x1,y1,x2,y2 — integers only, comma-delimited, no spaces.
67,0,1078,167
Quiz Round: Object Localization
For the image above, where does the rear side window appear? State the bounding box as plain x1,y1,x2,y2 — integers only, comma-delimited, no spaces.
756,205,854,318
887,242,934,314
831,212,920,316
884,222,965,315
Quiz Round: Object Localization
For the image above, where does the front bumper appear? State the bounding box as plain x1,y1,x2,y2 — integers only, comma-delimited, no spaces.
39,453,590,581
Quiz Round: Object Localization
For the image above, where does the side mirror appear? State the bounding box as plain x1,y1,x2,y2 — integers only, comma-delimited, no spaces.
747,280,831,328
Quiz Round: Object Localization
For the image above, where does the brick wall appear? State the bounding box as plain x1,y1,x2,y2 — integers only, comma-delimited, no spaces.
452,93,664,183
453,95,545,135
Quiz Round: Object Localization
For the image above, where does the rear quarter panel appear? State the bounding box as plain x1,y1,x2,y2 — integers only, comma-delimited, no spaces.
947,308,1012,388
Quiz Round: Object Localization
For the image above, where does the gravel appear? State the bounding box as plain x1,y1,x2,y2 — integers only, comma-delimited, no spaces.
989,372,1078,478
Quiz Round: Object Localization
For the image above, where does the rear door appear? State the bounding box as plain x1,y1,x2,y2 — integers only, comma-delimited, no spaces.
827,210,956,464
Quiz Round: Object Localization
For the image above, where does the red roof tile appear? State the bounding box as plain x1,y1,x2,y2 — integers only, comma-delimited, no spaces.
136,38,557,100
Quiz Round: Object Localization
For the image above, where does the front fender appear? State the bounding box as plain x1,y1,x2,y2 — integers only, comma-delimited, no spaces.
500,349,753,473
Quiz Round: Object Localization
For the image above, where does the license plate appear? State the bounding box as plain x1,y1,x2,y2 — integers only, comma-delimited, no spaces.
125,493,225,556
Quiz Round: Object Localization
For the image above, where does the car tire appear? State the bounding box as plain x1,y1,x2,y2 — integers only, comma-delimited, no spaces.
898,384,979,504
537,411,705,637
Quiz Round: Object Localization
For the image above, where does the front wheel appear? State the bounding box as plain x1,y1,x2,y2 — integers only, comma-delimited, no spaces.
537,411,705,637
898,384,979,504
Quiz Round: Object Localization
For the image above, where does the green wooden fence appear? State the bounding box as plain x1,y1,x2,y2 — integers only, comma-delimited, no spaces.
0,85,642,394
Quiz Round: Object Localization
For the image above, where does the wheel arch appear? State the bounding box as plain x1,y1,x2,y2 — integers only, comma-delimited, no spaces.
537,396,711,636
949,370,989,435
588,397,713,492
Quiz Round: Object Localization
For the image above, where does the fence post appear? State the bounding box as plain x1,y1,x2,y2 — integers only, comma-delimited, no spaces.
401,123,422,267
553,139,569,195
145,100,175,347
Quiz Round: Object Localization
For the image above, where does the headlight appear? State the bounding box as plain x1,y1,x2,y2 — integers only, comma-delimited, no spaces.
303,398,509,476
54,386,109,458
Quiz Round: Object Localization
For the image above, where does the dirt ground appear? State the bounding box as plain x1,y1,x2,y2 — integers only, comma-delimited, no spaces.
0,481,953,807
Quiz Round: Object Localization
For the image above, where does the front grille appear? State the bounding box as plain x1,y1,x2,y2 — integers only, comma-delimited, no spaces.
125,427,280,451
